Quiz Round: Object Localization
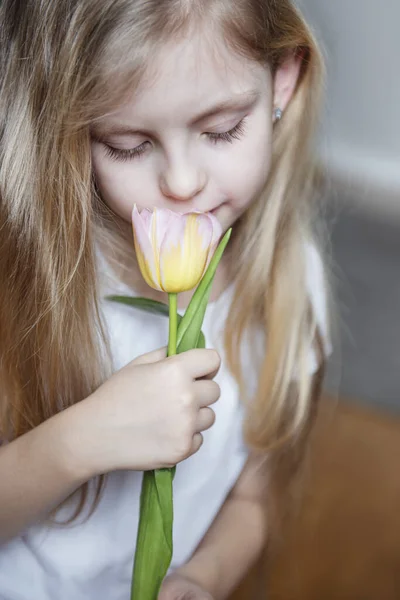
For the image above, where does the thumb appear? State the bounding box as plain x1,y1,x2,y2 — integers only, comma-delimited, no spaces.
131,346,167,366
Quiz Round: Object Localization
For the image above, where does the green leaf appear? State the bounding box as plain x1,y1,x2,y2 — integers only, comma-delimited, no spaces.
131,468,174,600
106,295,170,318
176,228,231,350
106,296,205,350
176,279,211,352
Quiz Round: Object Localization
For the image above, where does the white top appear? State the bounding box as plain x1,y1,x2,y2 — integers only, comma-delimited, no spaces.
0,244,329,600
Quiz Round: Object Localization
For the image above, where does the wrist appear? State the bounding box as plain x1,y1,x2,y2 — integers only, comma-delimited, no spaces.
55,396,101,483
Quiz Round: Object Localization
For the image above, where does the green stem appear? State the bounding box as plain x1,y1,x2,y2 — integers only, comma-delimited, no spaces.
168,293,178,357
177,228,231,348
131,293,179,600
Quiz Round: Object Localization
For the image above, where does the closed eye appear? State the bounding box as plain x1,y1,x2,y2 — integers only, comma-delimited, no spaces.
98,117,247,162
103,141,151,162
206,118,247,144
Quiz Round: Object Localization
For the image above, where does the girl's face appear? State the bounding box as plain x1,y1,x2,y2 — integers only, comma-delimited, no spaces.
91,33,297,232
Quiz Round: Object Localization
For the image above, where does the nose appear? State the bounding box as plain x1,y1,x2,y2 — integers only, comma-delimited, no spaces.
159,156,207,202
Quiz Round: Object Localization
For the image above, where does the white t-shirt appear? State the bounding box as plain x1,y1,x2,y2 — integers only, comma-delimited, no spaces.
0,244,329,600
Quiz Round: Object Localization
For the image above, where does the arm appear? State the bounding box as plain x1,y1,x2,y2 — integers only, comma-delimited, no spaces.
0,347,221,543
160,452,268,600
0,403,94,543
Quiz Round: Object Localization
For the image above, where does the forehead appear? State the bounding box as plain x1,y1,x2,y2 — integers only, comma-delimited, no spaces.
109,32,271,125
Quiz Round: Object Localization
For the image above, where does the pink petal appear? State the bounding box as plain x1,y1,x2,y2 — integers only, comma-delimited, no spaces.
192,212,215,249
139,208,153,232
152,208,178,247
132,205,152,233
204,213,223,268
206,212,222,247
131,206,161,290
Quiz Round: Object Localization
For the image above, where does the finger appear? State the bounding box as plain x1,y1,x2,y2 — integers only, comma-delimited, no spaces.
200,364,220,381
195,407,216,433
180,349,221,379
132,346,167,366
194,380,220,407
188,433,203,457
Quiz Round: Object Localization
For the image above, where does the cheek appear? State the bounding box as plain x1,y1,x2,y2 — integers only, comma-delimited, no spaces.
91,145,152,222
219,126,272,213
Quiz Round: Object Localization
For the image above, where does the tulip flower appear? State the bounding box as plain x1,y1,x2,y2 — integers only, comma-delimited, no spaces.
132,205,222,294
109,206,231,600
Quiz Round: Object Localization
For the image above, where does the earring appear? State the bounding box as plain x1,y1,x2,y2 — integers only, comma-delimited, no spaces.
273,107,283,122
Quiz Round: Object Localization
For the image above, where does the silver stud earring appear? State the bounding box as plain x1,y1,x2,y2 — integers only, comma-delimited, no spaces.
273,107,283,122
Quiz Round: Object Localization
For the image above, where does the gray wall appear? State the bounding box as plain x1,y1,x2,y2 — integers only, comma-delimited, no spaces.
296,0,400,211
294,1,400,410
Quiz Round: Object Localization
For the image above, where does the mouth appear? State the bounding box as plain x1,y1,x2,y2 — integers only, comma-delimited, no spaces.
209,202,226,216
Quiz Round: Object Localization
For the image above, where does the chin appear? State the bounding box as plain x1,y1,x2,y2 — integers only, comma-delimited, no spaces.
210,202,230,224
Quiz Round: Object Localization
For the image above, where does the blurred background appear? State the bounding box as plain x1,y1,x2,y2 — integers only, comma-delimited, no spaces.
233,1,400,598
298,0,400,408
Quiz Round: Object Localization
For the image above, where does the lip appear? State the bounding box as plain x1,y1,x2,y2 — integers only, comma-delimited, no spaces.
210,202,226,216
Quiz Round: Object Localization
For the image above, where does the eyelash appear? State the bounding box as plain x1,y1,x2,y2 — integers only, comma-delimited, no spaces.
206,118,247,144
103,118,247,162
104,142,149,162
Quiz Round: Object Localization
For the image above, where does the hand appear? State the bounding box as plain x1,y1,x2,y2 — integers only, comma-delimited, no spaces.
73,347,221,477
158,573,214,600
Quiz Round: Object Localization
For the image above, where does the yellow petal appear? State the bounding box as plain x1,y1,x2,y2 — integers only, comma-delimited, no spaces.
159,213,213,293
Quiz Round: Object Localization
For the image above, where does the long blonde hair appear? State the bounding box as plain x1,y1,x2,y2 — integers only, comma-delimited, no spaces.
0,0,325,517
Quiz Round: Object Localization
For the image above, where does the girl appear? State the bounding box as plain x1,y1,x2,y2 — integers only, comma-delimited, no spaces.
0,0,329,598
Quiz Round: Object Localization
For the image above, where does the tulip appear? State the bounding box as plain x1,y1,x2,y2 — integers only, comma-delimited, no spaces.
122,205,230,600
132,205,222,294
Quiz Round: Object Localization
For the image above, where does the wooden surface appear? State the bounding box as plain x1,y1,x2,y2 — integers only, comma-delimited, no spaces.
229,396,400,599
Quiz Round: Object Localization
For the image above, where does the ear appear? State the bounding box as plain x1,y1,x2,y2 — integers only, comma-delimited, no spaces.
273,52,303,113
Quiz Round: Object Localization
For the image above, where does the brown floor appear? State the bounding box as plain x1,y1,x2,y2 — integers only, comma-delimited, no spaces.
230,396,400,600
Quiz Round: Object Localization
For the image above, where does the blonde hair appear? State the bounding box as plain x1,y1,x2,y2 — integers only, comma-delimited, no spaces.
0,0,326,518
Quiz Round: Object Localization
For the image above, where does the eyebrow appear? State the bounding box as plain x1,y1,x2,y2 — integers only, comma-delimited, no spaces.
91,90,260,138
190,89,260,124
90,123,144,139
